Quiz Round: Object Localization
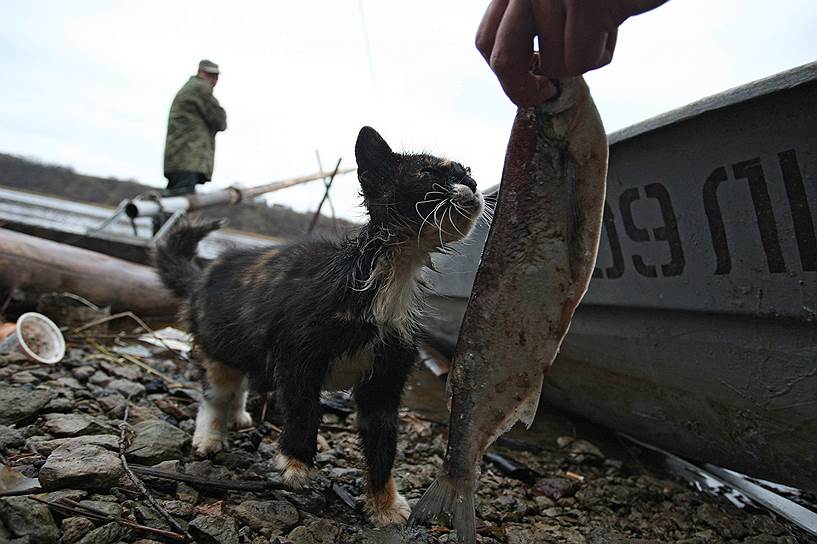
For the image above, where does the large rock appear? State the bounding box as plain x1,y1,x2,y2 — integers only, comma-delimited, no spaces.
0,385,53,425
0,496,59,544
128,419,190,464
189,515,239,544
41,413,112,437
39,442,124,490
233,499,299,531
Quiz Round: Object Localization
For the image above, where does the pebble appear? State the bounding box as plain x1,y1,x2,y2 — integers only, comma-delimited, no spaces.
128,418,190,464
38,442,124,490
28,434,119,456
189,515,239,544
233,499,300,531
60,516,96,544
74,521,130,544
41,413,112,437
288,518,344,544
0,496,59,544
108,378,147,398
0,385,52,425
0,424,24,449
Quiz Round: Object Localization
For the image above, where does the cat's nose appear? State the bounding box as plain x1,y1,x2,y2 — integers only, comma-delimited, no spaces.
461,176,477,193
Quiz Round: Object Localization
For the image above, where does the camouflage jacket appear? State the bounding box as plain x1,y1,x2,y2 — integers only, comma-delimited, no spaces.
163,76,227,180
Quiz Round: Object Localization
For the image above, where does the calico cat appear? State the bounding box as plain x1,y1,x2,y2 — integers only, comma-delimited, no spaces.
155,126,484,526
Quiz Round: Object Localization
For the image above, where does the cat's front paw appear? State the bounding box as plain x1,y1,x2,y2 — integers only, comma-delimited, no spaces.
230,410,253,430
191,429,227,457
367,479,411,526
275,452,312,489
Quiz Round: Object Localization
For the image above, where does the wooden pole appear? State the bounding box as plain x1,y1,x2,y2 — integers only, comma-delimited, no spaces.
0,229,179,317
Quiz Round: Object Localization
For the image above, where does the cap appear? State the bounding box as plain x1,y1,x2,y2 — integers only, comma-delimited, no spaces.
198,59,220,75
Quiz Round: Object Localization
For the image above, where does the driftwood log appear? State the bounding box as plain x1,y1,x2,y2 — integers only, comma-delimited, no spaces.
0,228,179,317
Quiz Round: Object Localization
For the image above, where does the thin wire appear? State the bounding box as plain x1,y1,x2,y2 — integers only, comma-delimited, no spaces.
358,0,378,103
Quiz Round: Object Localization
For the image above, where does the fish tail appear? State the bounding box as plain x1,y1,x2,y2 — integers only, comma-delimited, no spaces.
410,474,476,544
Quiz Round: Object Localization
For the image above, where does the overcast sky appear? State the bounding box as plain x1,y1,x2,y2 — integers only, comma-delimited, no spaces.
1,1,815,222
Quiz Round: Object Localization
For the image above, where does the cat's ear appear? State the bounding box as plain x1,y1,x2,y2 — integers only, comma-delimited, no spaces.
355,126,395,195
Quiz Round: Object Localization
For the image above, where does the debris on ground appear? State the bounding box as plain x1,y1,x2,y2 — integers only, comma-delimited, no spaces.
0,310,814,544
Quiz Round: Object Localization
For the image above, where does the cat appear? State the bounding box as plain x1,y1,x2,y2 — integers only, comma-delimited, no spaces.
154,126,484,526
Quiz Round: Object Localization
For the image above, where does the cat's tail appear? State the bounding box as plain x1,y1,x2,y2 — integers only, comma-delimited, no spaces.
154,217,223,298
409,474,476,544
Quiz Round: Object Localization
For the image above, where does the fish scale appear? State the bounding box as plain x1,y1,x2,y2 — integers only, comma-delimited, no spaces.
411,76,608,543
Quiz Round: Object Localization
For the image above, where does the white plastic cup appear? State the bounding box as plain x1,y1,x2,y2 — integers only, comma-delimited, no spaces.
0,312,66,364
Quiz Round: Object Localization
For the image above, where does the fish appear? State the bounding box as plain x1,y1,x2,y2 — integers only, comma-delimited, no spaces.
409,76,608,543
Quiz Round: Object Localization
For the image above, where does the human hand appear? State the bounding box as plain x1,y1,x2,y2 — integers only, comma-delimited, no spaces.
476,0,669,106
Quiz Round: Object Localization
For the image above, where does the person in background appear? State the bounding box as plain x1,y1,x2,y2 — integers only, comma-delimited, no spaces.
475,0,669,106
155,60,227,233
163,59,227,195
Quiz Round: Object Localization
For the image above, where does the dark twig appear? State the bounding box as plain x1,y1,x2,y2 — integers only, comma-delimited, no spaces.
118,399,193,541
30,497,186,541
130,464,284,492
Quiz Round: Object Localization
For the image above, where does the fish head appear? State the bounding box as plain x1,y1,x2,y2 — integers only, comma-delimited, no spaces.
355,126,484,250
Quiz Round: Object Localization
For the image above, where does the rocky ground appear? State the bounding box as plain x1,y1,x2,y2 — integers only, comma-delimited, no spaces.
0,321,815,544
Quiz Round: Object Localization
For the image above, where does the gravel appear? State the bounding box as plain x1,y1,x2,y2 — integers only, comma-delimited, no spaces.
0,333,814,544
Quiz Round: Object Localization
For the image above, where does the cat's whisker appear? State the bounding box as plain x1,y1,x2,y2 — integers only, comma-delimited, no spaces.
447,206,467,238
417,200,446,248
416,197,444,206
451,202,472,220
434,202,459,248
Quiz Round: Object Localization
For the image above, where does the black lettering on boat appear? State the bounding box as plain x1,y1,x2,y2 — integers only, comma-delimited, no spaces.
778,149,817,272
593,201,625,279
732,158,786,274
703,166,731,275
619,187,657,277
644,183,685,277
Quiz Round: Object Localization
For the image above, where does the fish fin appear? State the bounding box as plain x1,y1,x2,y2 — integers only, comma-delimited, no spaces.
517,375,544,428
410,475,476,544
518,385,543,429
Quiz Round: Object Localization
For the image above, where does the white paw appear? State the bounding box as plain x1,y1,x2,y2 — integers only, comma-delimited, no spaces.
368,490,411,526
192,430,226,456
231,410,253,429
274,452,312,489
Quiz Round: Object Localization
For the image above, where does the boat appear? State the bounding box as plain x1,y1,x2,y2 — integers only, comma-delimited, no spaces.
424,61,817,493
0,186,276,264
0,167,351,265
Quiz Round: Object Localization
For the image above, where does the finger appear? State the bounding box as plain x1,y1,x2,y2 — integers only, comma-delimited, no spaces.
602,28,618,66
563,1,617,75
475,0,510,63
530,0,568,78
491,0,557,106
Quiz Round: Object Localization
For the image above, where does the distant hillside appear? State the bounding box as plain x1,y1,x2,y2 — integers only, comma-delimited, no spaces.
0,153,358,240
